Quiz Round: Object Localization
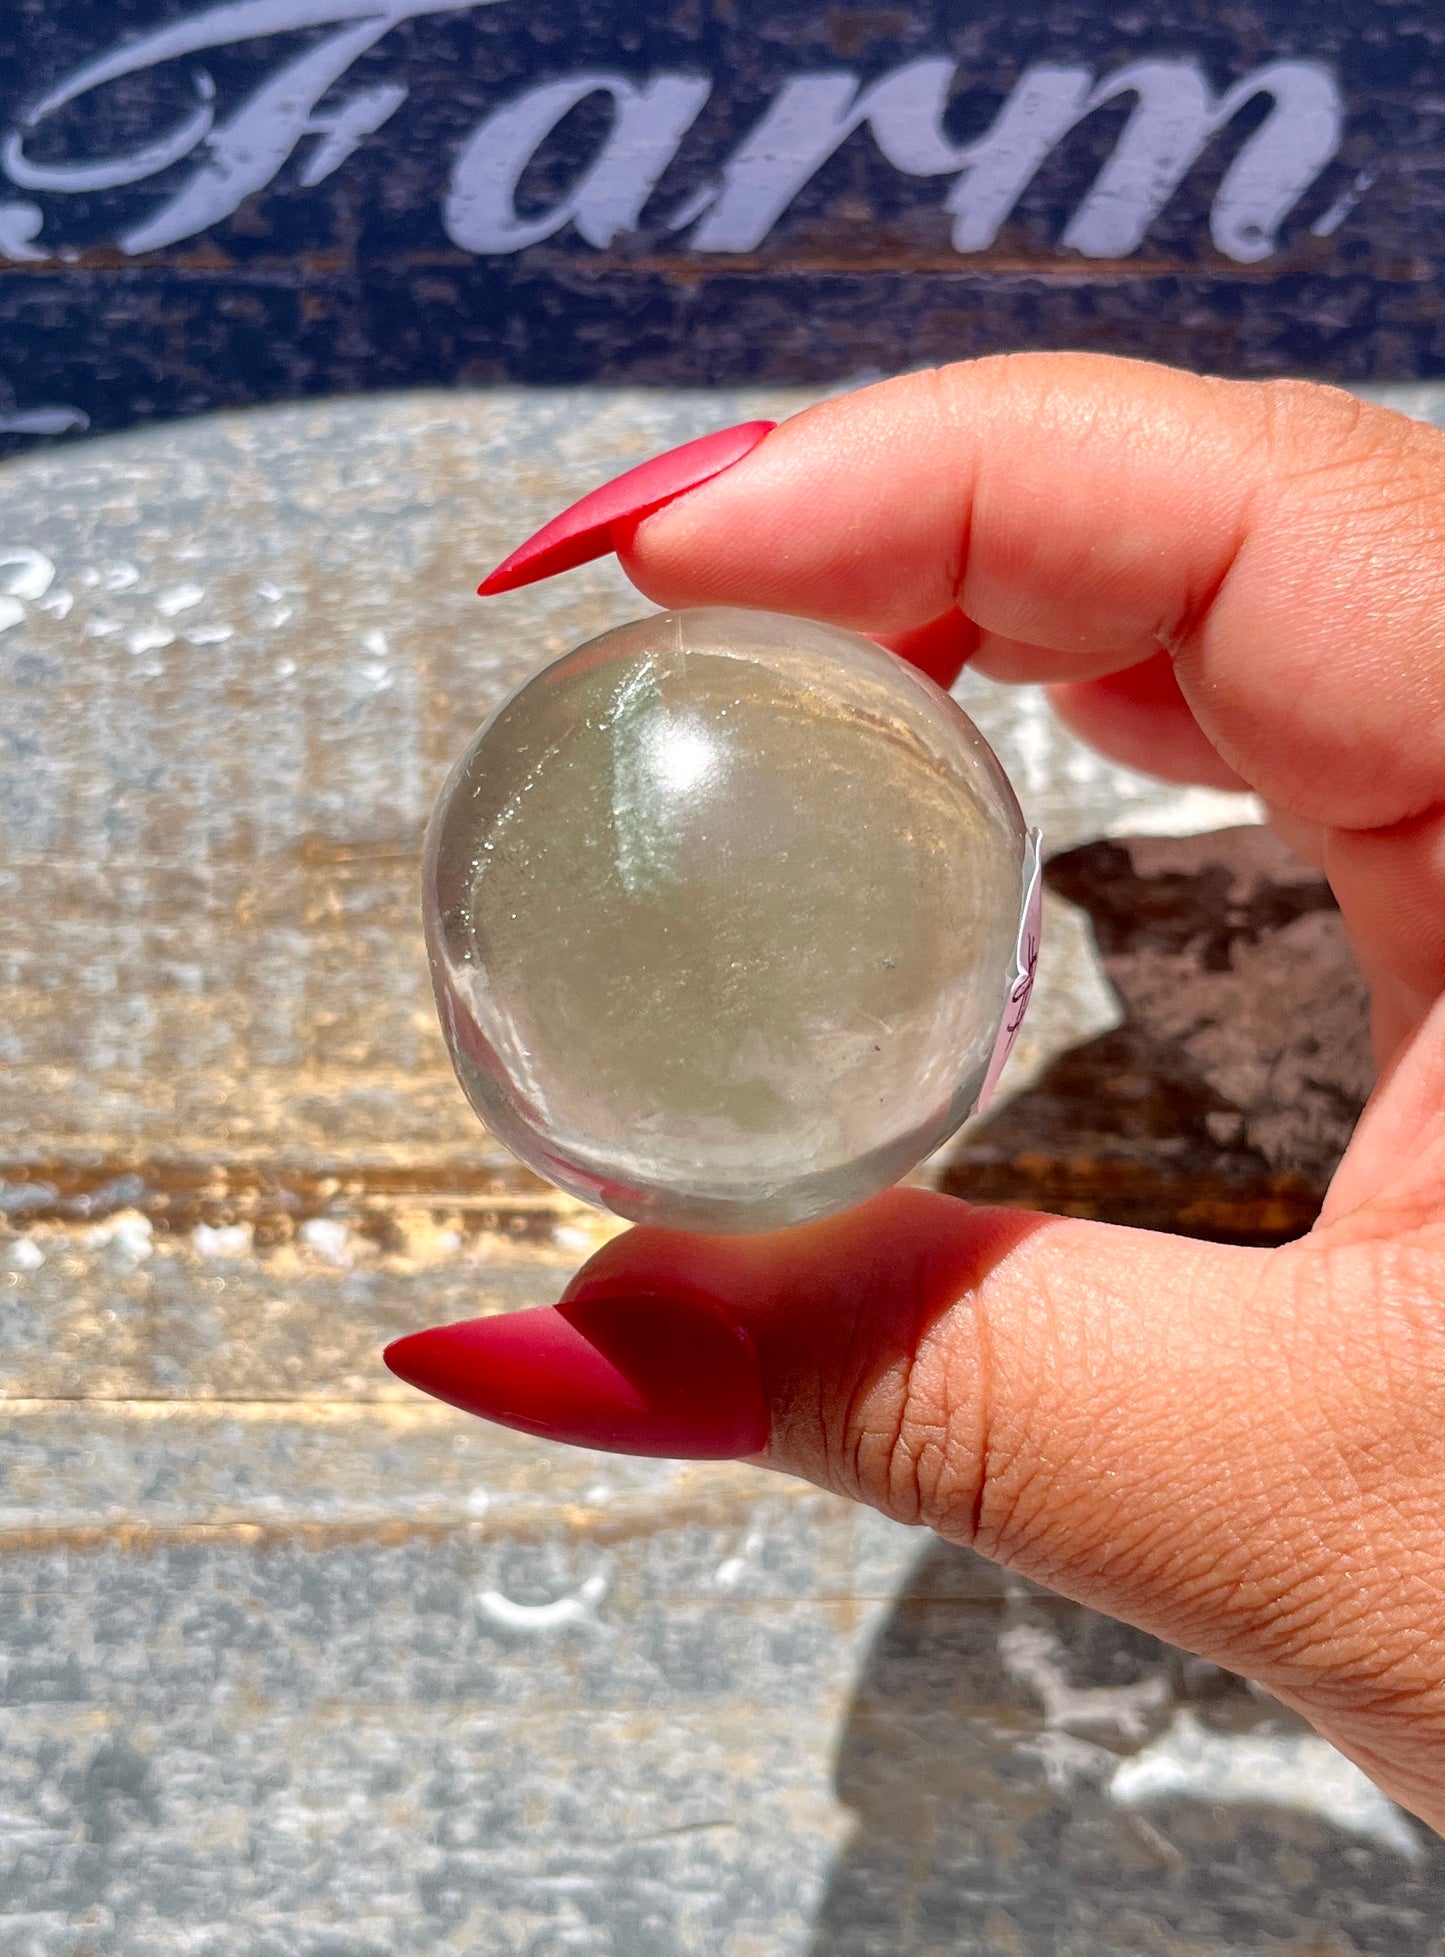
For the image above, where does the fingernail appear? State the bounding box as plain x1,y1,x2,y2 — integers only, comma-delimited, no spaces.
477,420,775,596
383,1293,769,1459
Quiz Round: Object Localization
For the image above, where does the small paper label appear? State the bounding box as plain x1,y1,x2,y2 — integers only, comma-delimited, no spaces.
973,828,1043,1119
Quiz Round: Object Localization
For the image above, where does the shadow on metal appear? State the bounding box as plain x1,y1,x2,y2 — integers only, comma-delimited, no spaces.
810,1538,1439,1956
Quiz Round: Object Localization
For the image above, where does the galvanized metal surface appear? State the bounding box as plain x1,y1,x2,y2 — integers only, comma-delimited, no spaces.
0,387,1438,1953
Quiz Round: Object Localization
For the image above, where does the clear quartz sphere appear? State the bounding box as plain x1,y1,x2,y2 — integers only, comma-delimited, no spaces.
424,607,1028,1233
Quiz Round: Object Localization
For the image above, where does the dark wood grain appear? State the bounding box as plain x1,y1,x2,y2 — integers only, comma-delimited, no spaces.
0,0,1442,446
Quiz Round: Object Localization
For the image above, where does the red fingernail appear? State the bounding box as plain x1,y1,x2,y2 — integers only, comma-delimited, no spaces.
383,1293,769,1459
477,420,775,596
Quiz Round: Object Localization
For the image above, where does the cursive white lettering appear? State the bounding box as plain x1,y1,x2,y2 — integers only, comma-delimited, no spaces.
2,9,1354,270
688,59,965,252
6,74,217,194
124,19,403,251
688,54,1343,262
0,201,47,261
944,66,1096,252
1062,59,1344,261
445,72,711,253
5,0,493,254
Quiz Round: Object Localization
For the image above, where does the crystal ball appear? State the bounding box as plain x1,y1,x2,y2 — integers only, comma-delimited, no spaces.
424,607,1029,1233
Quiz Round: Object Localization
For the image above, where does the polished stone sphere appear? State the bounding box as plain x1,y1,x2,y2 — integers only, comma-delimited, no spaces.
424,607,1029,1232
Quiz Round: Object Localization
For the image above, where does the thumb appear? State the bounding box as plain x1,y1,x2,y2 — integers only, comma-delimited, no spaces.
563,1189,1285,1621
386,1186,1445,1824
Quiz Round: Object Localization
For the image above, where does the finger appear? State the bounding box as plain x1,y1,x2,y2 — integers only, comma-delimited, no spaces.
1324,808,1445,1064
1326,808,1445,1008
619,353,1445,834
1266,805,1328,871
875,607,979,689
1049,655,1251,790
913,621,1249,794
561,1189,1445,1829
1322,987,1445,1221
970,631,1149,686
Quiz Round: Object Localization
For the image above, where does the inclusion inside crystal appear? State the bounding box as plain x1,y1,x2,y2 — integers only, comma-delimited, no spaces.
424,607,1026,1232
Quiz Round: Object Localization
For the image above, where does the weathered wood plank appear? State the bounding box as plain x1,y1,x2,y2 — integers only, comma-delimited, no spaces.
2,0,1445,440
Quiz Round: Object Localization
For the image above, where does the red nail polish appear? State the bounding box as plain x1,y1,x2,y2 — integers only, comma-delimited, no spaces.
383,1293,769,1459
477,420,775,596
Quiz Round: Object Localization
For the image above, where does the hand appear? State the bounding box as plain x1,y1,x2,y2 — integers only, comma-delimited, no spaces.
394,356,1445,1831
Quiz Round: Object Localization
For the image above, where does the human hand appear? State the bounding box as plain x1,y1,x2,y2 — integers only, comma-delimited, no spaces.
390,356,1445,1830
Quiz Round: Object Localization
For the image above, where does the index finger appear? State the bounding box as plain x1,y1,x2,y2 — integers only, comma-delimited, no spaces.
618,353,1445,836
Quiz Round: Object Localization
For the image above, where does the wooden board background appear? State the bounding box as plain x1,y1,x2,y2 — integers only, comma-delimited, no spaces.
0,0,1444,446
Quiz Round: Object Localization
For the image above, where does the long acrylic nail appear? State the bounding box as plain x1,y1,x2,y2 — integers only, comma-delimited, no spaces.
477,420,775,596
383,1292,769,1459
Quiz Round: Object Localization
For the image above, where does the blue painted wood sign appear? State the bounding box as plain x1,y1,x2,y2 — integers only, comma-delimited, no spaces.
0,1,1438,438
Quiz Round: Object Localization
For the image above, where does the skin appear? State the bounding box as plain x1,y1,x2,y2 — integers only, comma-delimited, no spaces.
567,353,1445,1830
